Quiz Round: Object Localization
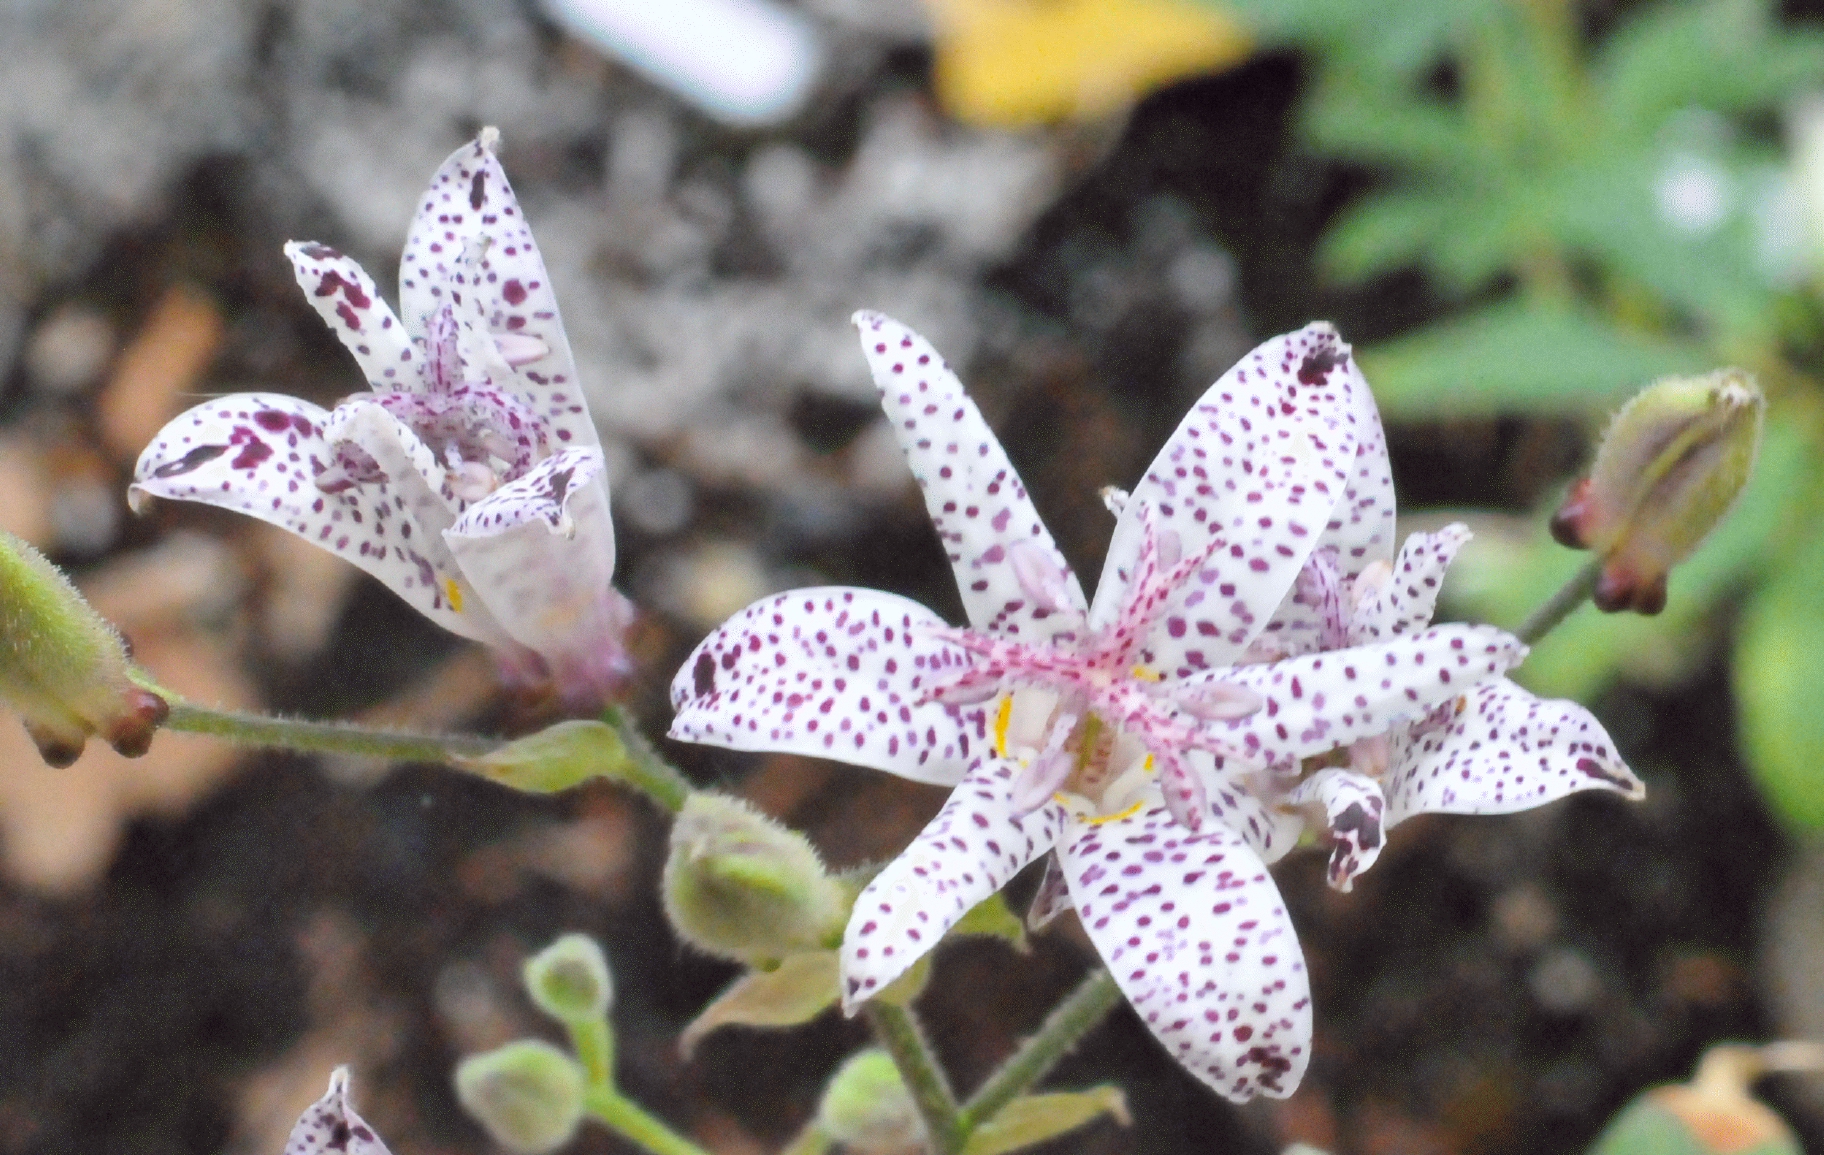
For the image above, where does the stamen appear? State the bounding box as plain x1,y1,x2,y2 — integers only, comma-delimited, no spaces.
494,332,550,367
1009,541,1078,617
1009,712,1080,814
1349,734,1391,778
1175,680,1265,721
450,458,498,502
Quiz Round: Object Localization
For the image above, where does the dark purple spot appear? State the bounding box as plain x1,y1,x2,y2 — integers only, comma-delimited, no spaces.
469,170,487,210
1297,347,1345,386
151,443,228,478
693,652,716,697
502,279,528,305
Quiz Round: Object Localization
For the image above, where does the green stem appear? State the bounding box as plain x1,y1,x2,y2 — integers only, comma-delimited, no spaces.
567,1016,616,1091
956,969,1123,1136
601,704,692,812
1516,560,1601,645
583,1086,713,1155
132,671,497,762
865,1000,962,1154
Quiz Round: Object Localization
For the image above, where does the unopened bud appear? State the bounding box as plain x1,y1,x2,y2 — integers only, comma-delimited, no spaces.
816,1049,924,1155
454,1041,586,1155
524,933,613,1024
0,530,167,766
1588,1043,1810,1155
662,792,846,964
1551,370,1764,614
285,1067,393,1155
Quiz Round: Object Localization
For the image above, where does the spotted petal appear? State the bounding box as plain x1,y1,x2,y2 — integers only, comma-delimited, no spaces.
1328,355,1398,576
668,587,989,787
130,393,506,645
445,449,629,699
399,131,595,450
853,311,1086,641
1092,324,1359,676
841,756,1064,1010
285,1068,392,1155
1197,624,1525,766
1060,805,1311,1102
283,242,419,393
1348,525,1472,644
1284,769,1385,892
1383,678,1644,828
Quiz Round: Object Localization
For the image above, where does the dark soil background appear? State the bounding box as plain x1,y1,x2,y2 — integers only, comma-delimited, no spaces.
0,3,1800,1153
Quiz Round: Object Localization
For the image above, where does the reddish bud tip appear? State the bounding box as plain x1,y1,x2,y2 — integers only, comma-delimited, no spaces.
1593,565,1669,616
103,688,170,758
1549,478,1594,548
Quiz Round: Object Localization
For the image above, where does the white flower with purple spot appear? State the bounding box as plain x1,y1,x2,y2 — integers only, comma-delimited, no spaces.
668,313,1641,1103
130,130,632,706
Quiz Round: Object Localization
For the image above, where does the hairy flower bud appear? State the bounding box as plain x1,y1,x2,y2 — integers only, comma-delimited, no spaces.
455,1041,586,1155
815,1049,924,1155
523,933,614,1025
1588,1044,1809,1155
0,530,167,766
1551,370,1764,614
662,792,847,964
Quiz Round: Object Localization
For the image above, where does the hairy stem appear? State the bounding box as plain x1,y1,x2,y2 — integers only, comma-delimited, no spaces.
583,1086,712,1155
1516,560,1601,645
601,703,692,812
865,1000,961,1154
133,671,498,762
957,969,1123,1135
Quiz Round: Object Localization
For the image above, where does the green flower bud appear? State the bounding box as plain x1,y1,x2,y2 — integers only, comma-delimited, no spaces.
1589,1045,1805,1155
816,1049,924,1155
0,529,167,766
662,792,847,964
524,933,614,1024
454,1041,586,1155
1551,370,1764,615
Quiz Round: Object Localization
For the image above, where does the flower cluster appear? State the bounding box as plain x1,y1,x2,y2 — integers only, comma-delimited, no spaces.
669,312,1642,1101
130,131,631,707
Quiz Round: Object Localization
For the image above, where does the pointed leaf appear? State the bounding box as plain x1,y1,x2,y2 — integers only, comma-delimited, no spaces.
680,951,840,1056
961,1087,1131,1155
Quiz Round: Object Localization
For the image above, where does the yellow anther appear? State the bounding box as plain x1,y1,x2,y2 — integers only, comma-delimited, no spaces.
1081,799,1146,826
1143,753,1155,773
993,694,1012,758
1129,665,1162,682
445,578,464,613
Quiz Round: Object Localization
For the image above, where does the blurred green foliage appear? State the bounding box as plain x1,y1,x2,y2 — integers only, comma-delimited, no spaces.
1223,0,1824,829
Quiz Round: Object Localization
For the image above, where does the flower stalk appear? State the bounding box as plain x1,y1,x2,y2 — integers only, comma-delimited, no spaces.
956,969,1123,1135
863,1000,962,1154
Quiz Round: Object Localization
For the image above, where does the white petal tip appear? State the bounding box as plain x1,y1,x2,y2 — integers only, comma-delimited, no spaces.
479,125,501,151
125,485,153,515
850,308,885,329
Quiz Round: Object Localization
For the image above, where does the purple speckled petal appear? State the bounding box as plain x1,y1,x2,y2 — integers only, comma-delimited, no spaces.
1092,324,1359,676
1194,751,1305,865
1348,524,1472,644
1329,353,1398,576
285,1068,393,1155
668,587,986,787
282,242,419,393
444,449,629,700
852,311,1087,641
841,756,1064,1010
130,394,506,646
1284,769,1385,892
1195,624,1524,766
399,131,595,451
1384,678,1644,828
1060,805,1311,1102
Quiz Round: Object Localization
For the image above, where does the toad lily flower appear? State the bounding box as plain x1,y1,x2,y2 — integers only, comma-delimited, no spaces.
669,313,1639,1103
130,131,631,705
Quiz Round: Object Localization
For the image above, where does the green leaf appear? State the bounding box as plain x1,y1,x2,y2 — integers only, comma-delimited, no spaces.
960,1087,1131,1155
1359,302,1712,419
678,951,839,1056
1597,0,1824,134
1320,190,1459,283
1303,80,1484,176
1736,497,1824,830
951,892,1030,952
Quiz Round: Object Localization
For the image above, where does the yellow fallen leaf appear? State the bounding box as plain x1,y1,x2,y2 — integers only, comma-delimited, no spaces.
925,0,1251,126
